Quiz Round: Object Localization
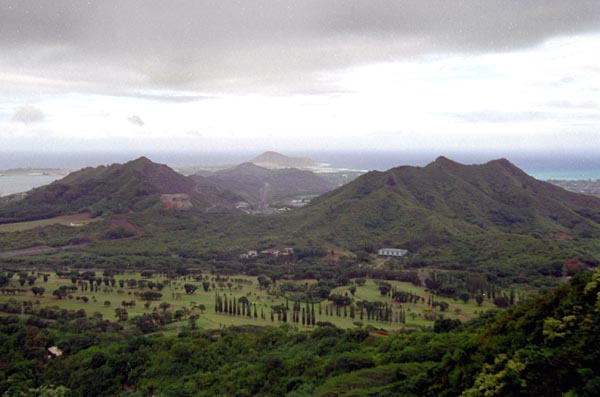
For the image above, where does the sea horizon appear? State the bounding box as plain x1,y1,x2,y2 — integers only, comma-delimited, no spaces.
2,150,600,196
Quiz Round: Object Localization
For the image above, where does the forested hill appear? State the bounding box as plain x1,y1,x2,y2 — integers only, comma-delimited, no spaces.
284,156,600,249
432,267,600,396
196,162,335,204
0,157,240,223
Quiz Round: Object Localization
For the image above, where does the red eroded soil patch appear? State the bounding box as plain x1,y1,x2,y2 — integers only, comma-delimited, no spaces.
554,232,574,240
160,194,192,210
565,258,583,271
369,330,390,337
109,214,143,235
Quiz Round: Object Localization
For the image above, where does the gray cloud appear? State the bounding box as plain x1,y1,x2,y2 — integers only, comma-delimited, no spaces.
446,110,600,124
11,106,45,124
546,100,600,110
127,115,144,126
453,111,550,123
0,1,598,94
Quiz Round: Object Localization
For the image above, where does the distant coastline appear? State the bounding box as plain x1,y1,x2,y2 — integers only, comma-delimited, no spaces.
2,151,600,196
0,175,61,197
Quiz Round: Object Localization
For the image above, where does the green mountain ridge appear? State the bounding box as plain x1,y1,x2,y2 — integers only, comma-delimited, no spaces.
0,157,240,223
281,156,600,250
3,155,600,277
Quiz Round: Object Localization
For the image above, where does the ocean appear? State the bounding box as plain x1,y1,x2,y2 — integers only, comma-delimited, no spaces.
0,175,60,196
1,150,599,196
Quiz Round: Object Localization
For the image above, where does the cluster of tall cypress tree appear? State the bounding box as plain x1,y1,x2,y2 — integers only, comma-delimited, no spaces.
214,292,261,319
214,293,408,326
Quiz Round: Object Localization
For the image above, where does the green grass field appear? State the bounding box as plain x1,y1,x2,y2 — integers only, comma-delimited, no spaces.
0,271,497,331
0,214,99,233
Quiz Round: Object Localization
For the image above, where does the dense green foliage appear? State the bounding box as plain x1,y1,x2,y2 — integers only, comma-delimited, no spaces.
1,269,599,396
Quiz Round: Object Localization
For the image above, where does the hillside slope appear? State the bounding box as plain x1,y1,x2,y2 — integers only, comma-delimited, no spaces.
284,157,600,249
197,162,335,205
0,157,239,223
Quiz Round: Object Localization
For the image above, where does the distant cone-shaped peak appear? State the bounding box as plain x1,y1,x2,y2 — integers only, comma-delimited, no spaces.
129,156,154,165
428,156,462,168
250,151,318,169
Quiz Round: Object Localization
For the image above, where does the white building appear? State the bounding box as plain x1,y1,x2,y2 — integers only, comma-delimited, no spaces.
378,248,408,257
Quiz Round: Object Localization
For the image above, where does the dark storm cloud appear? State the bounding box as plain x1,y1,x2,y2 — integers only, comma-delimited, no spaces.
1,0,599,93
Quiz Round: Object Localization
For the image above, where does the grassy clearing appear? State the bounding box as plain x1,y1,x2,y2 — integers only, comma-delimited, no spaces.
0,271,497,331
0,214,99,232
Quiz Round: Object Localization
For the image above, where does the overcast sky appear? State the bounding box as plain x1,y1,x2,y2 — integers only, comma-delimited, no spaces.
1,0,599,154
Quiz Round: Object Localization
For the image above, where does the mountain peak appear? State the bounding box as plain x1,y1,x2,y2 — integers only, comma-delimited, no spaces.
483,158,527,177
128,156,155,166
133,156,152,162
434,155,454,164
427,156,462,169
486,158,515,168
251,151,318,169
261,151,282,157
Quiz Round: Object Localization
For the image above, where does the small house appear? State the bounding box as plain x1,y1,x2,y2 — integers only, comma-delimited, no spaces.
378,248,408,257
261,248,280,256
240,250,259,259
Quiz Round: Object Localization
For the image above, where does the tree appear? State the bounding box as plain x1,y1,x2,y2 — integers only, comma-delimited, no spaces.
52,287,68,299
126,279,138,288
378,282,392,296
475,294,484,306
184,284,198,295
31,286,45,296
434,318,462,333
494,295,510,308
328,294,352,306
176,267,189,276
115,308,128,321
140,291,162,301
189,314,199,329
202,281,210,292
159,302,171,312
257,275,271,290
349,285,357,296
